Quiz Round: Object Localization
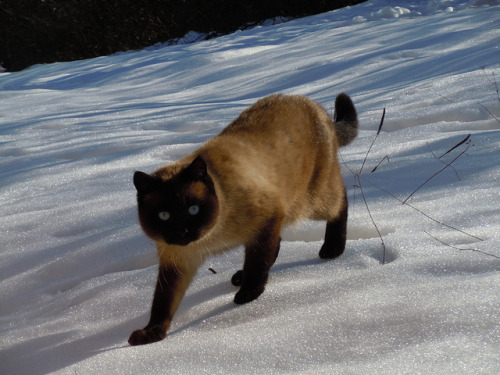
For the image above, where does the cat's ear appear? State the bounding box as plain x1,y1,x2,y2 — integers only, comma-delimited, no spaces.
184,156,208,181
134,171,160,194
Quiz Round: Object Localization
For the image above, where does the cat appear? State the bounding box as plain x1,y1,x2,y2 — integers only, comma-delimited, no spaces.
128,93,358,345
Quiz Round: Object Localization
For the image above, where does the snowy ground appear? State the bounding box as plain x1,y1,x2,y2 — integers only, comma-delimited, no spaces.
1,0,499,374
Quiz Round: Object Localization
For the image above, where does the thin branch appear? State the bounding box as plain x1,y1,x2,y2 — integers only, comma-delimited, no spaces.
481,66,500,103
371,155,389,173
426,143,461,181
360,175,483,242
477,102,500,124
479,66,500,124
341,107,491,262
437,93,454,103
341,109,387,264
403,140,470,204
439,134,470,159
424,231,499,260
359,108,385,174
356,175,387,264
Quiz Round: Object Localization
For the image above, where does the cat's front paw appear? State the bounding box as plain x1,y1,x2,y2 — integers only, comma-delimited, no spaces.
128,326,167,346
231,270,243,286
234,286,264,305
319,244,344,259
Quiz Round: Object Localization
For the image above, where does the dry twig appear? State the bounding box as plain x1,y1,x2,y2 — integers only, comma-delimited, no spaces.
345,108,387,264
403,136,471,204
424,231,499,260
341,106,498,262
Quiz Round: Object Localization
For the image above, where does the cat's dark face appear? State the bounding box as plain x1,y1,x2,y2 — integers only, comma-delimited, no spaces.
134,157,219,246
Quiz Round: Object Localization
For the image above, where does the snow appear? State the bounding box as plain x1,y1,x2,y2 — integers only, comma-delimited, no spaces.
1,0,499,374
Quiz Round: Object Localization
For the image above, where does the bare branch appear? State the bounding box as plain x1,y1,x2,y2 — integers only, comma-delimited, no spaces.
479,66,500,124
426,143,461,181
371,155,389,173
360,175,483,241
403,139,470,204
356,175,387,264
424,231,499,260
437,93,454,103
477,102,500,124
439,134,470,159
359,108,385,174
481,66,500,103
340,107,491,262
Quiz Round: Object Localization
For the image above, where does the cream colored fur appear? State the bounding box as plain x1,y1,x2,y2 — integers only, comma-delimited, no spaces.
149,94,357,329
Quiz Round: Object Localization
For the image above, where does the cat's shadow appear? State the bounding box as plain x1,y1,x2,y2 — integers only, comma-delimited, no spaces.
169,278,238,336
169,256,326,336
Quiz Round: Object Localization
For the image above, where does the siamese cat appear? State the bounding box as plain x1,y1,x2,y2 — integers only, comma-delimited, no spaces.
128,93,358,345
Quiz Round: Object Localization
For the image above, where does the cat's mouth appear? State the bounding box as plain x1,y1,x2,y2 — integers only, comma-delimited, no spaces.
163,229,197,246
165,237,194,246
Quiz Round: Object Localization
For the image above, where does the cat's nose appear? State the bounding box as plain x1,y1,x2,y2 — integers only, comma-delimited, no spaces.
177,228,189,238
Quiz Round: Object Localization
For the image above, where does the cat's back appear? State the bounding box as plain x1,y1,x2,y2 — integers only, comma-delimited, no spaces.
210,94,337,167
201,94,338,179
220,94,333,141
196,94,342,223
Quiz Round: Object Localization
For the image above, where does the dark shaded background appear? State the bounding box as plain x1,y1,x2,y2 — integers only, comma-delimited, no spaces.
0,0,365,72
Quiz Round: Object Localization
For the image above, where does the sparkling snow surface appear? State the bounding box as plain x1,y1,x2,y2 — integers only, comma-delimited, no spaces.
1,1,499,374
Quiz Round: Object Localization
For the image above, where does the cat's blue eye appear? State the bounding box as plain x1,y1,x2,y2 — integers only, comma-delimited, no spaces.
158,211,170,221
188,205,200,215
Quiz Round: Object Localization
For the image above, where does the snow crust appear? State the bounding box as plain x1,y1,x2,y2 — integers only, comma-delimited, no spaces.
1,0,499,374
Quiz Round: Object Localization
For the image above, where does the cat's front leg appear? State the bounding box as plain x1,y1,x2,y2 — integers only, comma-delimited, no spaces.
231,236,281,287
234,218,282,305
129,262,191,346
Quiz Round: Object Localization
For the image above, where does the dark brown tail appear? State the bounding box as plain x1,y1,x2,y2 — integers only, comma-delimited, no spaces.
334,93,358,147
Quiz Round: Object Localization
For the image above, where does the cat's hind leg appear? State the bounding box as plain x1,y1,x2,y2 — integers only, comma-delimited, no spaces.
319,194,348,259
